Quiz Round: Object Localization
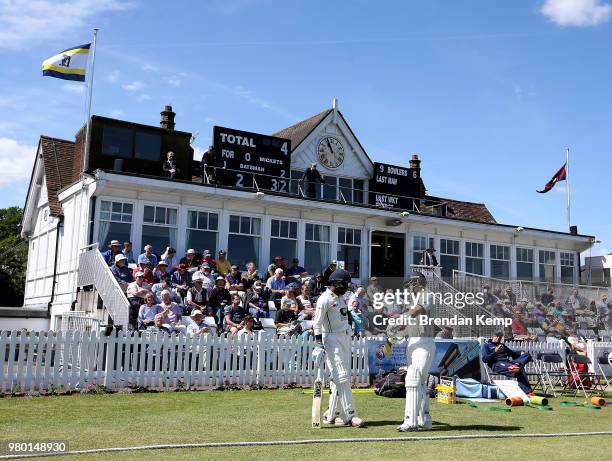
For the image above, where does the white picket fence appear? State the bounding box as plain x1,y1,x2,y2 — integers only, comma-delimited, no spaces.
0,330,369,395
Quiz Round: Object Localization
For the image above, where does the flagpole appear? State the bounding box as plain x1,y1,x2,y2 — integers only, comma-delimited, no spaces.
566,147,571,231
83,28,98,174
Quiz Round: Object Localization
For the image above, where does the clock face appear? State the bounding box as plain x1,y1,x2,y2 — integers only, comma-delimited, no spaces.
317,136,345,169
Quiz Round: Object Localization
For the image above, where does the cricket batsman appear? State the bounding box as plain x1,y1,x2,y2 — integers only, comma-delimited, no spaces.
385,271,435,432
312,269,364,428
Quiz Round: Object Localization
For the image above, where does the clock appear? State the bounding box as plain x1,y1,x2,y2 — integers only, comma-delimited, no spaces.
317,136,345,169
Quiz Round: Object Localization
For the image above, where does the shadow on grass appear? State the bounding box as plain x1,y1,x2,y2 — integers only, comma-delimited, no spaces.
362,420,523,432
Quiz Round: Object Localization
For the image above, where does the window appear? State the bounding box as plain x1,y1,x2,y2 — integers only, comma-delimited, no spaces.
465,242,484,275
135,132,161,161
440,238,460,278
269,219,298,264
102,125,132,159
305,223,330,274
516,248,534,281
142,205,177,252
186,210,218,254
290,170,303,195
539,250,556,283
338,177,364,204
490,244,510,279
560,252,575,284
323,175,338,200
412,235,434,265
228,215,261,269
98,200,132,247
337,227,361,278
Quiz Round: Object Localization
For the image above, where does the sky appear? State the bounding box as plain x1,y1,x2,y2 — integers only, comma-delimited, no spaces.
0,0,610,259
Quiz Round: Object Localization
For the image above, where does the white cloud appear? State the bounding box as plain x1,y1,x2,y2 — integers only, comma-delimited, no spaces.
0,137,36,187
122,80,145,92
109,109,125,118
62,83,86,94
0,0,134,50
107,69,121,84
136,93,151,102
166,76,182,87
141,64,159,72
541,0,612,27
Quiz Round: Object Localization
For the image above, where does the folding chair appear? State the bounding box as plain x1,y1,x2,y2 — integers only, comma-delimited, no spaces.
534,352,567,397
564,353,598,398
594,352,611,391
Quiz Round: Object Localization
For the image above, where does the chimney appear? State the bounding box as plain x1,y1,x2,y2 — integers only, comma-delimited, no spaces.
160,105,176,130
409,154,421,169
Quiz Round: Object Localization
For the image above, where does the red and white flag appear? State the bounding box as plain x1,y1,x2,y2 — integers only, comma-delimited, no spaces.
537,163,567,193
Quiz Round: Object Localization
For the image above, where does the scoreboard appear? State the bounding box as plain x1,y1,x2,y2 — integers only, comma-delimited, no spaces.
212,126,291,192
368,162,421,210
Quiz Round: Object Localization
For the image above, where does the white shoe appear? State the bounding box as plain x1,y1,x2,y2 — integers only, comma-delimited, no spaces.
397,421,418,432
418,415,432,430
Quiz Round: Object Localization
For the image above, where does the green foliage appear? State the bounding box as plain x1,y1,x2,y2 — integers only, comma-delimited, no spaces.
0,206,27,306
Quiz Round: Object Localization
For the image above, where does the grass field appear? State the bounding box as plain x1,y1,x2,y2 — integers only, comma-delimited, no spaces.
0,389,611,461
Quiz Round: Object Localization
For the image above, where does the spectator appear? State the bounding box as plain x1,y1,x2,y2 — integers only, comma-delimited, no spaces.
122,241,135,264
481,331,534,396
201,250,216,272
216,250,231,275
288,258,307,277
193,264,215,294
159,290,186,334
208,276,231,326
596,295,610,328
275,298,298,336
504,286,517,306
241,262,259,289
511,313,529,337
566,289,587,312
185,274,207,315
101,240,122,266
308,273,325,300
236,315,256,339
540,287,555,307
151,313,171,334
153,260,171,283
224,294,248,336
244,281,266,318
161,247,177,270
436,326,454,339
419,248,438,267
296,284,315,320
133,258,154,284
226,265,244,292
551,301,564,320
201,145,216,184
267,256,284,278
301,163,325,198
162,150,179,178
266,268,287,300
280,287,298,314
186,310,209,337
349,300,367,337
180,249,200,272
151,277,181,304
138,293,162,330
138,244,158,267
322,260,338,286
347,287,366,311
481,284,497,306
171,263,192,299
127,271,151,330
110,253,133,290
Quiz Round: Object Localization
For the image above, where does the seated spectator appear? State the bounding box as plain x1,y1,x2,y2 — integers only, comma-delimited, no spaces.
266,268,287,300
138,244,158,267
161,246,177,270
349,299,367,337
159,290,186,334
241,262,259,289
201,250,216,272
127,271,151,330
171,263,192,299
296,284,315,320
153,260,171,283
322,260,338,286
288,258,307,277
481,284,497,306
185,274,208,315
224,294,248,336
551,301,564,320
566,289,587,312
110,253,133,290
511,313,529,337
236,315,256,338
540,287,555,307
151,277,181,304
122,241,135,264
280,287,298,314
226,265,244,292
267,256,283,278
566,336,591,389
193,264,215,294
133,258,154,284
481,331,533,396
216,250,232,275
162,150,179,178
347,287,366,311
101,240,122,266
180,249,200,272
275,299,298,336
244,281,267,318
504,286,516,306
308,273,325,301
138,293,162,331
208,276,231,326
151,313,171,334
186,310,208,337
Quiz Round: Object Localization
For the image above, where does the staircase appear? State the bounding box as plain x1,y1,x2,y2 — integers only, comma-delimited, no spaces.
77,244,130,327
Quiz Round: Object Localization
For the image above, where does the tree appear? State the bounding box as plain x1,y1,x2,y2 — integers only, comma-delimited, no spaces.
0,207,27,306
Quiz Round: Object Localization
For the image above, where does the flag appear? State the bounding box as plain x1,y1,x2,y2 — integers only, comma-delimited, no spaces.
42,43,91,81
537,163,567,193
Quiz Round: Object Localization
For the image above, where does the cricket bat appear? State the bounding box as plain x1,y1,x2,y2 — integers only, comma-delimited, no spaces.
311,368,323,428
